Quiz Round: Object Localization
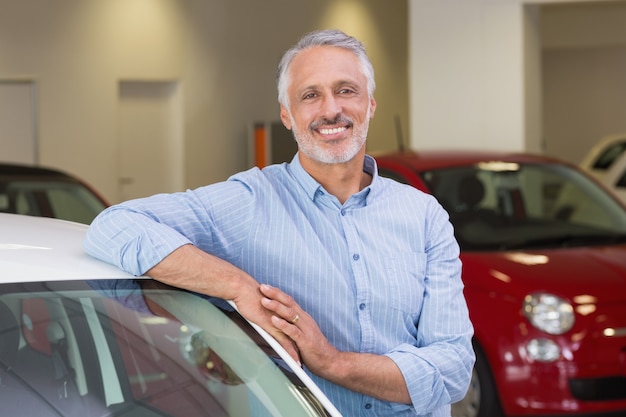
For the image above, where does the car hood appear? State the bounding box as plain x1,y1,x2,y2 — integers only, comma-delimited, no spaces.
461,245,626,304
0,213,134,282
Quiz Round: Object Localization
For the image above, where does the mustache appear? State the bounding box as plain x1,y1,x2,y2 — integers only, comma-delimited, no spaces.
309,115,353,130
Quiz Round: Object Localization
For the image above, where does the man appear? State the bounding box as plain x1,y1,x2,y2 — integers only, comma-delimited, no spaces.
84,29,475,416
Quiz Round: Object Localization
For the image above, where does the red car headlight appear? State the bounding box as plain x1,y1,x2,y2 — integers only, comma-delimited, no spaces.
523,293,575,335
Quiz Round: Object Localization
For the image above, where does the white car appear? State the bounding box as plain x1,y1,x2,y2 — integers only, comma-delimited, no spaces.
580,133,626,180
0,213,341,417
580,133,626,204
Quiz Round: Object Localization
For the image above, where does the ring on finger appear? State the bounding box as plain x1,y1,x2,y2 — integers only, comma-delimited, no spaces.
290,314,300,325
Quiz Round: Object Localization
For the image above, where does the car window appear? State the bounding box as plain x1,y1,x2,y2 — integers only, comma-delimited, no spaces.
0,280,333,417
0,181,106,224
420,163,626,250
616,170,626,188
591,141,626,170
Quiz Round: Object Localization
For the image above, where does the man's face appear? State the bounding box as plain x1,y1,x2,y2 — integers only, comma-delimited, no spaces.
280,46,376,165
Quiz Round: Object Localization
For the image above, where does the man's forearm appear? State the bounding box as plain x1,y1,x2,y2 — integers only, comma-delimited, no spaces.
146,243,252,301
322,351,411,404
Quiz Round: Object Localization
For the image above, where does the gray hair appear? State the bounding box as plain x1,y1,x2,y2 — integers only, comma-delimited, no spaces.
276,29,376,108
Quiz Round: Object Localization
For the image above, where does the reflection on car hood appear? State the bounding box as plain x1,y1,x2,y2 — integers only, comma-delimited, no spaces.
0,212,134,282
462,245,626,304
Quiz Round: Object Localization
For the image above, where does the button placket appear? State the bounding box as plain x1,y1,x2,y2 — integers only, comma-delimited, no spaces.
339,206,374,351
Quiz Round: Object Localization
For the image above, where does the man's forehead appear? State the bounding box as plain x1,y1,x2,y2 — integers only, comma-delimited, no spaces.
288,46,365,87
292,45,358,65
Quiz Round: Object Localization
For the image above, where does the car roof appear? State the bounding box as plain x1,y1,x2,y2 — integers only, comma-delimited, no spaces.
0,213,135,283
373,149,568,172
0,162,77,179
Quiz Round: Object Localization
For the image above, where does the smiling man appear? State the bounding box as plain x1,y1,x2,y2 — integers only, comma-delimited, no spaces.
84,29,475,416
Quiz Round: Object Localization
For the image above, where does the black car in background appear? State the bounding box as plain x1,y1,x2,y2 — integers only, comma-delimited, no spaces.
0,163,108,224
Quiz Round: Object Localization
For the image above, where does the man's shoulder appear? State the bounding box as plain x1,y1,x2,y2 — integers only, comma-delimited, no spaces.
229,163,292,184
223,163,302,200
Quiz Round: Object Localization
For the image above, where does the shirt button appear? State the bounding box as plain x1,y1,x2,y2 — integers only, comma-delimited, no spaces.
359,303,366,310
340,209,346,216
365,403,372,409
353,254,360,261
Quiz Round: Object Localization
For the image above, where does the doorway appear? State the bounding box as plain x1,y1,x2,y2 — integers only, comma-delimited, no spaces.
117,81,184,204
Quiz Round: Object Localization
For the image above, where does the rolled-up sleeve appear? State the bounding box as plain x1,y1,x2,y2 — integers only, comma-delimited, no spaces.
84,178,257,276
84,202,193,275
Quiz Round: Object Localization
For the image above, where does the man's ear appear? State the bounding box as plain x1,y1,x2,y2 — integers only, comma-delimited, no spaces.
279,105,293,130
368,97,377,120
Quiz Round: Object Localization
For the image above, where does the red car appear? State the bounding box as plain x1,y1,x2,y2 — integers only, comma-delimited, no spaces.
375,150,626,417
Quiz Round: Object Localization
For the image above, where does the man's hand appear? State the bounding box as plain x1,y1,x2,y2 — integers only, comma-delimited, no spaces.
259,284,411,404
230,282,300,362
259,284,337,374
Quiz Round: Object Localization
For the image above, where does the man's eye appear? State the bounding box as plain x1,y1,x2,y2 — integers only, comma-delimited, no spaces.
338,88,355,95
303,93,317,100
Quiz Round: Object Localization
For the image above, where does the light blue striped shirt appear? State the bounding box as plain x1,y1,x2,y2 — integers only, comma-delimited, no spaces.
84,154,475,417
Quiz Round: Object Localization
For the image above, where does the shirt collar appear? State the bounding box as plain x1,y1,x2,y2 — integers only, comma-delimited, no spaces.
288,153,379,203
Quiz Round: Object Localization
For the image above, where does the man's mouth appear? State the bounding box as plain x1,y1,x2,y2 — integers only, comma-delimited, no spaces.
310,115,353,137
318,126,348,135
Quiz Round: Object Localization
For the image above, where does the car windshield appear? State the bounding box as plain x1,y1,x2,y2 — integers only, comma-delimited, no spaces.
421,162,626,251
0,279,333,417
0,180,106,224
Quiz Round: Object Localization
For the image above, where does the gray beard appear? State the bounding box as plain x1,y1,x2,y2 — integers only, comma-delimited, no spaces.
290,109,370,164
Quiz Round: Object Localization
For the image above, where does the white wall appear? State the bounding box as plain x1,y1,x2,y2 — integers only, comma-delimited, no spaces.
409,0,528,152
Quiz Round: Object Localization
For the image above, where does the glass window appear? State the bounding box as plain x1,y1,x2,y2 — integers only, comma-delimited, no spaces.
0,180,106,224
0,280,333,417
420,163,626,251
591,142,626,170
615,169,626,188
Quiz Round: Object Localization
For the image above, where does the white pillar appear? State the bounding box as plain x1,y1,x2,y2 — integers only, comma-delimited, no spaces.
408,0,539,152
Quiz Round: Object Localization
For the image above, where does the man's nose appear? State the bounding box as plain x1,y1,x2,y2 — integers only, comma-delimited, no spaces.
320,95,341,119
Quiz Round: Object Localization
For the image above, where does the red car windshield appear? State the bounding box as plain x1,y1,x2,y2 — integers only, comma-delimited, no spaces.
420,162,626,251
